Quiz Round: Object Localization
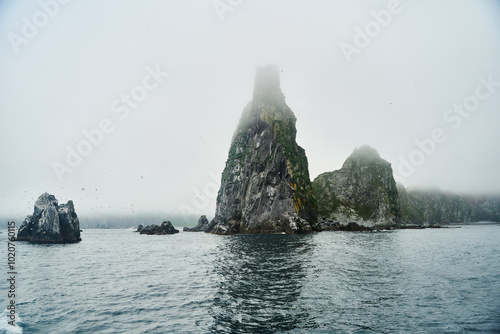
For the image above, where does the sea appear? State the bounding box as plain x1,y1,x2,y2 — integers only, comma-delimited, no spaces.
1,223,499,333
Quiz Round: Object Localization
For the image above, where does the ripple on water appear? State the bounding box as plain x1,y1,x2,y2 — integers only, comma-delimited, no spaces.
0,225,498,333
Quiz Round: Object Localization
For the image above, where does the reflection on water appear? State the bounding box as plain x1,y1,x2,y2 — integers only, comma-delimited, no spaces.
3,227,498,333
210,234,317,333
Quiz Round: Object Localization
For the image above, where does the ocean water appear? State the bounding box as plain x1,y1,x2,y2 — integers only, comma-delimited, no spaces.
1,224,500,333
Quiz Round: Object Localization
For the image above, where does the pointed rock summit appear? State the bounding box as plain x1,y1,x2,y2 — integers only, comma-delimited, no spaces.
207,65,318,234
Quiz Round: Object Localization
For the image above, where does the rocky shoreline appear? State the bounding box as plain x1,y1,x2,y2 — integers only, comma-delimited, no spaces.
317,217,450,232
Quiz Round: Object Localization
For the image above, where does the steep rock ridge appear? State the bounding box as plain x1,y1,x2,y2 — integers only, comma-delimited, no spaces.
17,192,81,243
398,185,500,225
207,65,318,234
312,146,400,228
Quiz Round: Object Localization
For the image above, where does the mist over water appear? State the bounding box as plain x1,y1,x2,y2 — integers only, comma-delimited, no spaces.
2,225,499,333
1,2,500,333
1,1,500,218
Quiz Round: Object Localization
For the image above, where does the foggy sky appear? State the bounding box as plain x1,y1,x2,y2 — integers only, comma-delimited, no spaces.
1,0,500,220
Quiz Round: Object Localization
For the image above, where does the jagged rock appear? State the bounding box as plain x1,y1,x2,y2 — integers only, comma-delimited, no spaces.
140,221,179,235
57,200,80,241
313,145,500,228
17,193,81,243
206,65,318,234
183,215,210,232
312,146,400,229
136,224,144,232
341,222,373,231
317,217,341,231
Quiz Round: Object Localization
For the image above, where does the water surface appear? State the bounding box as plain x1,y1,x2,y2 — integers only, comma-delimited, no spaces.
1,224,499,333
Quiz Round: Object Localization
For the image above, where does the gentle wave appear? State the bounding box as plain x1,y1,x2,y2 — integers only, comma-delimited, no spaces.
0,309,22,334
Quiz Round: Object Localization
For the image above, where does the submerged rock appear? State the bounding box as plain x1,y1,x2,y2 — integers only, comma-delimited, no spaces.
313,146,400,229
17,192,81,243
140,221,179,235
183,215,210,232
206,65,318,234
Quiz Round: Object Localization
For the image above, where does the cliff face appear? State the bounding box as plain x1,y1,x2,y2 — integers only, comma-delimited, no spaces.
207,65,318,234
399,186,500,225
17,193,81,243
312,146,400,228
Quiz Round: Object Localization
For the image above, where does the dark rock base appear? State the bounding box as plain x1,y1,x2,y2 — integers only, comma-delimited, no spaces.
140,221,179,235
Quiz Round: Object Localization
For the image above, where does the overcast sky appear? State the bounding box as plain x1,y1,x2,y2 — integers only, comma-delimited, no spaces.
1,0,500,220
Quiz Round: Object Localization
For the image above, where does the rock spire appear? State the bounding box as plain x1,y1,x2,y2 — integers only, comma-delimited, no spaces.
207,65,318,234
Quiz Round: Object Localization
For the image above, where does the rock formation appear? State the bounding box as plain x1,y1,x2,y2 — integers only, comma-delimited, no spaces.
206,64,318,234
312,146,400,229
398,185,500,225
136,224,144,232
17,192,81,243
139,221,179,235
313,145,500,228
183,215,210,232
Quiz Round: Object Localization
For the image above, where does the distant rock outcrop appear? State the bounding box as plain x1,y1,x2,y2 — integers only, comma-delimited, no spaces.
17,192,81,243
183,215,210,232
206,65,318,234
139,221,179,235
136,224,144,232
398,185,500,225
312,146,401,229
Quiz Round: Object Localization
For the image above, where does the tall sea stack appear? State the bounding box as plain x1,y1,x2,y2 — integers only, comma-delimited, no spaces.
207,65,318,234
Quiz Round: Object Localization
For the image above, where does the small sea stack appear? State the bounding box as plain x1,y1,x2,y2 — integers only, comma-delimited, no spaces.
17,192,81,243
139,221,179,235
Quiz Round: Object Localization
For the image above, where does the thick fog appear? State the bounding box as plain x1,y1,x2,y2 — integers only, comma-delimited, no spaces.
1,0,500,220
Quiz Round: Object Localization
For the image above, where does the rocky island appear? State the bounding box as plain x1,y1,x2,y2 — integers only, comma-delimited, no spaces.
17,192,81,243
139,221,179,235
313,145,500,229
313,146,400,229
207,64,319,234
203,66,500,234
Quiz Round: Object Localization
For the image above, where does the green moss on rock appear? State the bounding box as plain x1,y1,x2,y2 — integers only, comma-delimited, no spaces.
208,65,318,234
312,146,401,227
